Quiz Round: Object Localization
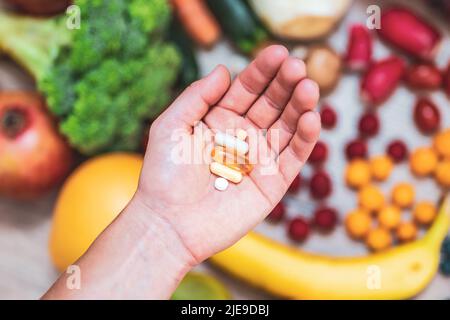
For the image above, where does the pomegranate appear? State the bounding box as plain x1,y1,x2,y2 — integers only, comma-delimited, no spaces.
0,92,73,199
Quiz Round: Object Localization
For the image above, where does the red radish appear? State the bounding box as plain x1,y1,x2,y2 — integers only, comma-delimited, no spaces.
345,139,368,160
361,56,405,106
287,217,310,242
405,63,442,90
267,202,285,222
345,24,372,71
320,104,337,129
0,92,73,199
414,97,441,134
309,171,332,199
309,141,328,165
377,7,441,60
358,113,380,137
387,140,408,163
288,175,301,193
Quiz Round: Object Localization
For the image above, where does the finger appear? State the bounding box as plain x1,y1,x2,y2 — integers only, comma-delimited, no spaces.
161,65,231,131
214,45,289,116
245,57,306,129
266,79,319,155
278,111,321,184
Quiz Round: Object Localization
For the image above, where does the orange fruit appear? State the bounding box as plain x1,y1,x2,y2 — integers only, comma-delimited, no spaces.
370,155,393,181
378,205,401,229
396,221,418,243
413,201,437,225
409,147,438,177
366,227,392,251
358,185,385,212
435,160,450,188
345,209,372,240
345,159,371,189
49,153,143,271
391,183,415,209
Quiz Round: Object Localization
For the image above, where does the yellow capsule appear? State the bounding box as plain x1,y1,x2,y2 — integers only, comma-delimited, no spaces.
210,162,243,183
211,146,253,174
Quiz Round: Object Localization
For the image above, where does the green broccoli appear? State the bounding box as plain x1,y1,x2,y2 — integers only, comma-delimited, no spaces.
0,0,180,155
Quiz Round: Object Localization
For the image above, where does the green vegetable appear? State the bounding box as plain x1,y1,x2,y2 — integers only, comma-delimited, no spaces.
0,0,180,155
206,0,267,54
169,16,199,89
172,272,231,300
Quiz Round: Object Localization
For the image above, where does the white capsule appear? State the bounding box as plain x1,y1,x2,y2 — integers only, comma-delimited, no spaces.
214,177,229,191
215,132,249,155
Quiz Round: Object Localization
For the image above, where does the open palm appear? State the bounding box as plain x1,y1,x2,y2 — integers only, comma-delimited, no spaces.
137,45,321,263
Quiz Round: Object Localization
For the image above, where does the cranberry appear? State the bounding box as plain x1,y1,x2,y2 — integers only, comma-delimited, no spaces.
288,175,302,193
313,207,338,232
309,141,328,164
309,171,332,199
345,139,368,160
267,202,285,222
320,105,337,129
414,97,440,134
387,140,408,163
287,217,310,242
358,113,380,137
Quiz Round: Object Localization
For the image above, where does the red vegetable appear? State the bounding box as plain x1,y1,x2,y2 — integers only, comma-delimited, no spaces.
377,7,441,60
345,24,372,71
414,97,440,134
405,63,443,90
361,56,405,105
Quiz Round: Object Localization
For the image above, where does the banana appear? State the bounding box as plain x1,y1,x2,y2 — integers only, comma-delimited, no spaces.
211,197,450,299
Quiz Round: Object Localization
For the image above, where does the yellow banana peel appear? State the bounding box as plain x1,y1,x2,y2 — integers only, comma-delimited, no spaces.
211,196,450,299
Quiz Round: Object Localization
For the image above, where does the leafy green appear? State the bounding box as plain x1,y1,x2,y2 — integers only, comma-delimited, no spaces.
0,0,180,155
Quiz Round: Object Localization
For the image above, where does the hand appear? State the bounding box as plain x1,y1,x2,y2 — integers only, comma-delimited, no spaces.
43,45,321,300
135,45,321,265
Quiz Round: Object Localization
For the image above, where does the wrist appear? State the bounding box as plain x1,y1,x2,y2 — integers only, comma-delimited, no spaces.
120,193,197,290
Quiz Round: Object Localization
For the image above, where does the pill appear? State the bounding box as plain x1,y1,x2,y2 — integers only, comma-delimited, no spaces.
211,146,253,174
214,177,229,191
210,162,243,183
236,129,248,141
215,132,249,155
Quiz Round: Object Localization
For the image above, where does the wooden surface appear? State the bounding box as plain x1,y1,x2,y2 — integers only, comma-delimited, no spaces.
1,0,450,300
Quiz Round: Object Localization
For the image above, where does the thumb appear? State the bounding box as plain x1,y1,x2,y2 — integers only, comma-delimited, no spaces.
164,65,231,131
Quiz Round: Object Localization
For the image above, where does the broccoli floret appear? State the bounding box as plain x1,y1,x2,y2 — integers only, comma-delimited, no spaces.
0,0,180,155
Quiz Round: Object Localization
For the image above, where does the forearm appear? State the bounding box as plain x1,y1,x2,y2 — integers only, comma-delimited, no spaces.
42,196,196,299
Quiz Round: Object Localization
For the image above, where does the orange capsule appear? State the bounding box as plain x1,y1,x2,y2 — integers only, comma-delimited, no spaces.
211,146,254,174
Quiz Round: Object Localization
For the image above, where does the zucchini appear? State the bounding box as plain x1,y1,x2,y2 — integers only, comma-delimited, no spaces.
206,0,267,54
169,17,199,89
